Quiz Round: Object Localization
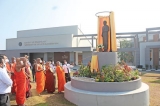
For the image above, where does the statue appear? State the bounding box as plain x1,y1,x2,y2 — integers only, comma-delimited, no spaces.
102,21,109,52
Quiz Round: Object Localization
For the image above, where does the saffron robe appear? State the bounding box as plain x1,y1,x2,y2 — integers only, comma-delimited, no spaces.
56,66,66,92
36,64,46,94
11,63,16,94
6,63,11,72
15,68,26,105
25,66,32,98
45,68,55,93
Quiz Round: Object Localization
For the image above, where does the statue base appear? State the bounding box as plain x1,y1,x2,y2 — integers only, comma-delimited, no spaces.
92,52,118,71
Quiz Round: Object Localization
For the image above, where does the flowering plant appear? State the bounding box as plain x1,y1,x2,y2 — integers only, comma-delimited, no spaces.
97,44,104,49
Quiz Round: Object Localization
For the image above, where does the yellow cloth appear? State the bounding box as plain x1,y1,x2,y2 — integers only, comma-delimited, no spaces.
109,11,117,52
91,55,99,72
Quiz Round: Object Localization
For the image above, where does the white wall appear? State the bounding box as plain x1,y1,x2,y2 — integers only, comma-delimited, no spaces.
140,42,160,67
17,25,78,38
6,35,73,50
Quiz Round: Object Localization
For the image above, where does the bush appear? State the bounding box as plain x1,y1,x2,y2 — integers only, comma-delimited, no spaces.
74,62,140,82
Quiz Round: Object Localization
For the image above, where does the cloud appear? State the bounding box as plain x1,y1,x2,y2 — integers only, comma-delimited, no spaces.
52,6,58,10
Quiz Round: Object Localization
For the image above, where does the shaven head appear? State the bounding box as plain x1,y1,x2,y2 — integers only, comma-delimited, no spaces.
36,58,41,64
56,61,60,66
12,57,16,63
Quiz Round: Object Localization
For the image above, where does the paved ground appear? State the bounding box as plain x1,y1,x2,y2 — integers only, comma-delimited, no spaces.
10,71,160,106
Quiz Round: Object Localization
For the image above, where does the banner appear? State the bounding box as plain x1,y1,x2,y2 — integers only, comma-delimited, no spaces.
97,11,117,52
91,55,99,72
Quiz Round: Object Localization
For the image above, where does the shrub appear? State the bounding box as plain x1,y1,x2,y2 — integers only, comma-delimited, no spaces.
75,62,140,82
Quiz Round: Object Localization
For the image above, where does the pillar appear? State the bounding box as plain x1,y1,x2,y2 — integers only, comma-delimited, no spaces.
44,53,48,61
75,52,78,65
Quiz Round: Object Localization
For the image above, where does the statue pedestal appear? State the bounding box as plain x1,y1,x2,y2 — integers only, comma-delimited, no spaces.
92,52,118,70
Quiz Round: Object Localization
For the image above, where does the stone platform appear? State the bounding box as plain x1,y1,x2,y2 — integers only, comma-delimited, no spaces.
92,52,118,70
65,82,149,106
64,77,149,106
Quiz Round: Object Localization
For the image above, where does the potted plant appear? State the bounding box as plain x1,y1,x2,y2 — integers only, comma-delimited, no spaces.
145,64,148,70
97,44,104,52
155,65,158,70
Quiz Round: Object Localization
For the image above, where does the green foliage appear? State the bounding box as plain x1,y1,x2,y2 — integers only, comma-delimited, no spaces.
78,65,91,77
118,39,134,63
97,44,104,48
76,62,140,82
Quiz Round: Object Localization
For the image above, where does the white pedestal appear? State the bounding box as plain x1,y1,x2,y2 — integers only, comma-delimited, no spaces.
92,52,118,70
65,82,149,106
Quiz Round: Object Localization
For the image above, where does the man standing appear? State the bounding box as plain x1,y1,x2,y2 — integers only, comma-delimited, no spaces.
0,57,13,106
15,57,27,106
35,58,46,96
56,61,66,93
62,60,73,82
102,20,109,52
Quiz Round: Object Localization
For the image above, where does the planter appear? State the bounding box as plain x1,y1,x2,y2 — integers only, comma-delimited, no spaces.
99,48,103,52
71,77,142,92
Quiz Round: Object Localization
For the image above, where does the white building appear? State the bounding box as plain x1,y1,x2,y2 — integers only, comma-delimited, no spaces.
0,25,94,65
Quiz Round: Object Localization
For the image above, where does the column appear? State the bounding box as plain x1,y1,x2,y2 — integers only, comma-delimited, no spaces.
44,53,48,61
75,52,78,65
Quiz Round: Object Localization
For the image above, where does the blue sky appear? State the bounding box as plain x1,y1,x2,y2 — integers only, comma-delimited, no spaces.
0,0,160,50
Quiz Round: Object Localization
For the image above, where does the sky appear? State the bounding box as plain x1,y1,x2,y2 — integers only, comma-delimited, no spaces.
0,0,160,50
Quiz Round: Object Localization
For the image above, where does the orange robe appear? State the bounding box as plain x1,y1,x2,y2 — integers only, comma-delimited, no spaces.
45,66,55,93
56,66,66,92
15,68,26,105
6,62,11,72
36,64,46,94
11,63,16,94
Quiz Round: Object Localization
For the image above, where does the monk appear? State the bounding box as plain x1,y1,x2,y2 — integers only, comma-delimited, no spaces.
11,57,17,94
35,58,46,95
45,62,55,93
56,61,66,93
15,57,27,106
3,55,11,77
25,57,31,98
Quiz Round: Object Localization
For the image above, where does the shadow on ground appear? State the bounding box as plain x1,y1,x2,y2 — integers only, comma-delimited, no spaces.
149,79,160,84
34,93,76,106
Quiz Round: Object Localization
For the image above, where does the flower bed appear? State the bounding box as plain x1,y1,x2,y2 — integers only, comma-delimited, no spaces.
73,62,140,82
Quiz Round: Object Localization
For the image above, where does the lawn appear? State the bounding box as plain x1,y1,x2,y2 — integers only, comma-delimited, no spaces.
10,71,160,106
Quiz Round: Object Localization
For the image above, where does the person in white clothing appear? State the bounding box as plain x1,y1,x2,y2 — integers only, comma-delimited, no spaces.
62,60,73,82
0,57,13,106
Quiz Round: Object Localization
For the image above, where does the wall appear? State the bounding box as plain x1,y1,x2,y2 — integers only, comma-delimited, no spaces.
82,51,92,65
47,52,54,61
140,42,160,67
17,25,78,38
0,50,20,61
70,52,74,63
6,35,73,50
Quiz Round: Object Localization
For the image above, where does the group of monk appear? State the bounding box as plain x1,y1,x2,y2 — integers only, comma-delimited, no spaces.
2,55,67,106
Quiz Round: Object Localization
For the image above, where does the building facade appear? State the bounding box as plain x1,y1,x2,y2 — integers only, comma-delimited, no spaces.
0,25,93,65
1,25,160,68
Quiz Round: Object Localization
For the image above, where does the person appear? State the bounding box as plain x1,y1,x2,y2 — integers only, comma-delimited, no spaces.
35,58,46,95
3,55,11,76
62,60,73,82
11,57,17,94
32,59,36,82
25,64,32,98
0,57,13,106
15,57,27,106
49,60,56,87
25,69,31,98
102,20,109,52
45,62,55,93
56,61,66,93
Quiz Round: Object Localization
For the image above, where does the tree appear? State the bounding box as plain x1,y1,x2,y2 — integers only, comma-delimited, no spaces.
118,39,134,63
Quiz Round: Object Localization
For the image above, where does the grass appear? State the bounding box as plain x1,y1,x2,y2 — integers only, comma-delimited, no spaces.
10,71,160,106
